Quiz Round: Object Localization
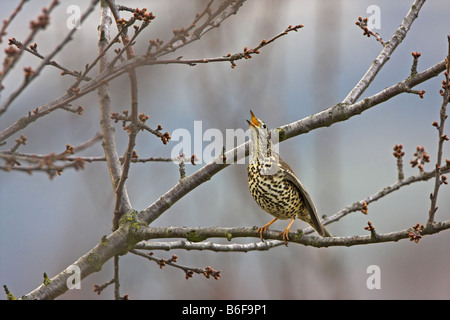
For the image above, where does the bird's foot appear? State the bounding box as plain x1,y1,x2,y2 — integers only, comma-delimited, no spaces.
256,225,269,241
278,230,290,246
256,218,278,242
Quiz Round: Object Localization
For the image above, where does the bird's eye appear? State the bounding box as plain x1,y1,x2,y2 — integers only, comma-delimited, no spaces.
262,124,267,129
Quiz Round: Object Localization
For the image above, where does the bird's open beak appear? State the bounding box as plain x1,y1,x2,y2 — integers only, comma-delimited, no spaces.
247,110,260,128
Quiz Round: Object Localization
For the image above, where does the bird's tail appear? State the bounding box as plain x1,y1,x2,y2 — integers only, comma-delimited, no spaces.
312,221,332,237
320,225,332,237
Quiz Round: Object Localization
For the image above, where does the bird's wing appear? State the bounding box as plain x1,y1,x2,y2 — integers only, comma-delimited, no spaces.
279,158,330,237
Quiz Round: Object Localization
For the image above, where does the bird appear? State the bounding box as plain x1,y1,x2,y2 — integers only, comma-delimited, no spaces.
246,110,331,244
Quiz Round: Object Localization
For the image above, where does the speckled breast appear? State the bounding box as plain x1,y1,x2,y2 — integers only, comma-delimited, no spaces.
248,161,305,220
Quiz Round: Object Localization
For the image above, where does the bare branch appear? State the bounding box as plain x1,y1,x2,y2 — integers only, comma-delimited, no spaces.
0,0,28,44
282,60,446,141
96,0,132,218
343,0,426,104
0,0,60,91
146,24,304,68
355,16,386,46
321,162,450,229
0,134,102,177
428,36,450,224
393,144,405,180
113,255,120,300
134,239,285,252
149,0,247,59
106,0,142,231
0,0,99,114
93,278,114,296
134,222,450,249
130,250,221,280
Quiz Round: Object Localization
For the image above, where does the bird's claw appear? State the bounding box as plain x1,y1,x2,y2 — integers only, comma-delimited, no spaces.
257,226,268,242
279,230,290,246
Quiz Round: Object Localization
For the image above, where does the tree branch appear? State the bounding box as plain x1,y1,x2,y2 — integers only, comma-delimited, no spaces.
96,0,132,216
149,0,247,59
428,36,450,225
130,249,221,280
133,221,450,249
0,0,28,44
320,162,450,229
0,0,60,93
343,0,426,104
0,0,250,145
106,0,142,231
282,60,446,140
134,239,285,252
0,0,99,116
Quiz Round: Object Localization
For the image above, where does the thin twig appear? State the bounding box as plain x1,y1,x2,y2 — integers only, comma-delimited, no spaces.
110,112,170,142
69,17,126,94
93,278,114,295
146,24,304,68
355,16,386,46
149,0,246,59
108,18,152,68
0,133,102,176
6,38,91,81
393,144,405,180
320,162,450,229
130,249,221,280
0,153,175,163
113,255,120,300
0,0,28,43
0,0,60,93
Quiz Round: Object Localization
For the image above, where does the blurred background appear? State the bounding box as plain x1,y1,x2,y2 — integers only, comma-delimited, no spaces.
1,0,450,299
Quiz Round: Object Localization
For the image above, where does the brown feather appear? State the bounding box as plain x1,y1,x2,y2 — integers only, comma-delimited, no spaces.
278,157,331,237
